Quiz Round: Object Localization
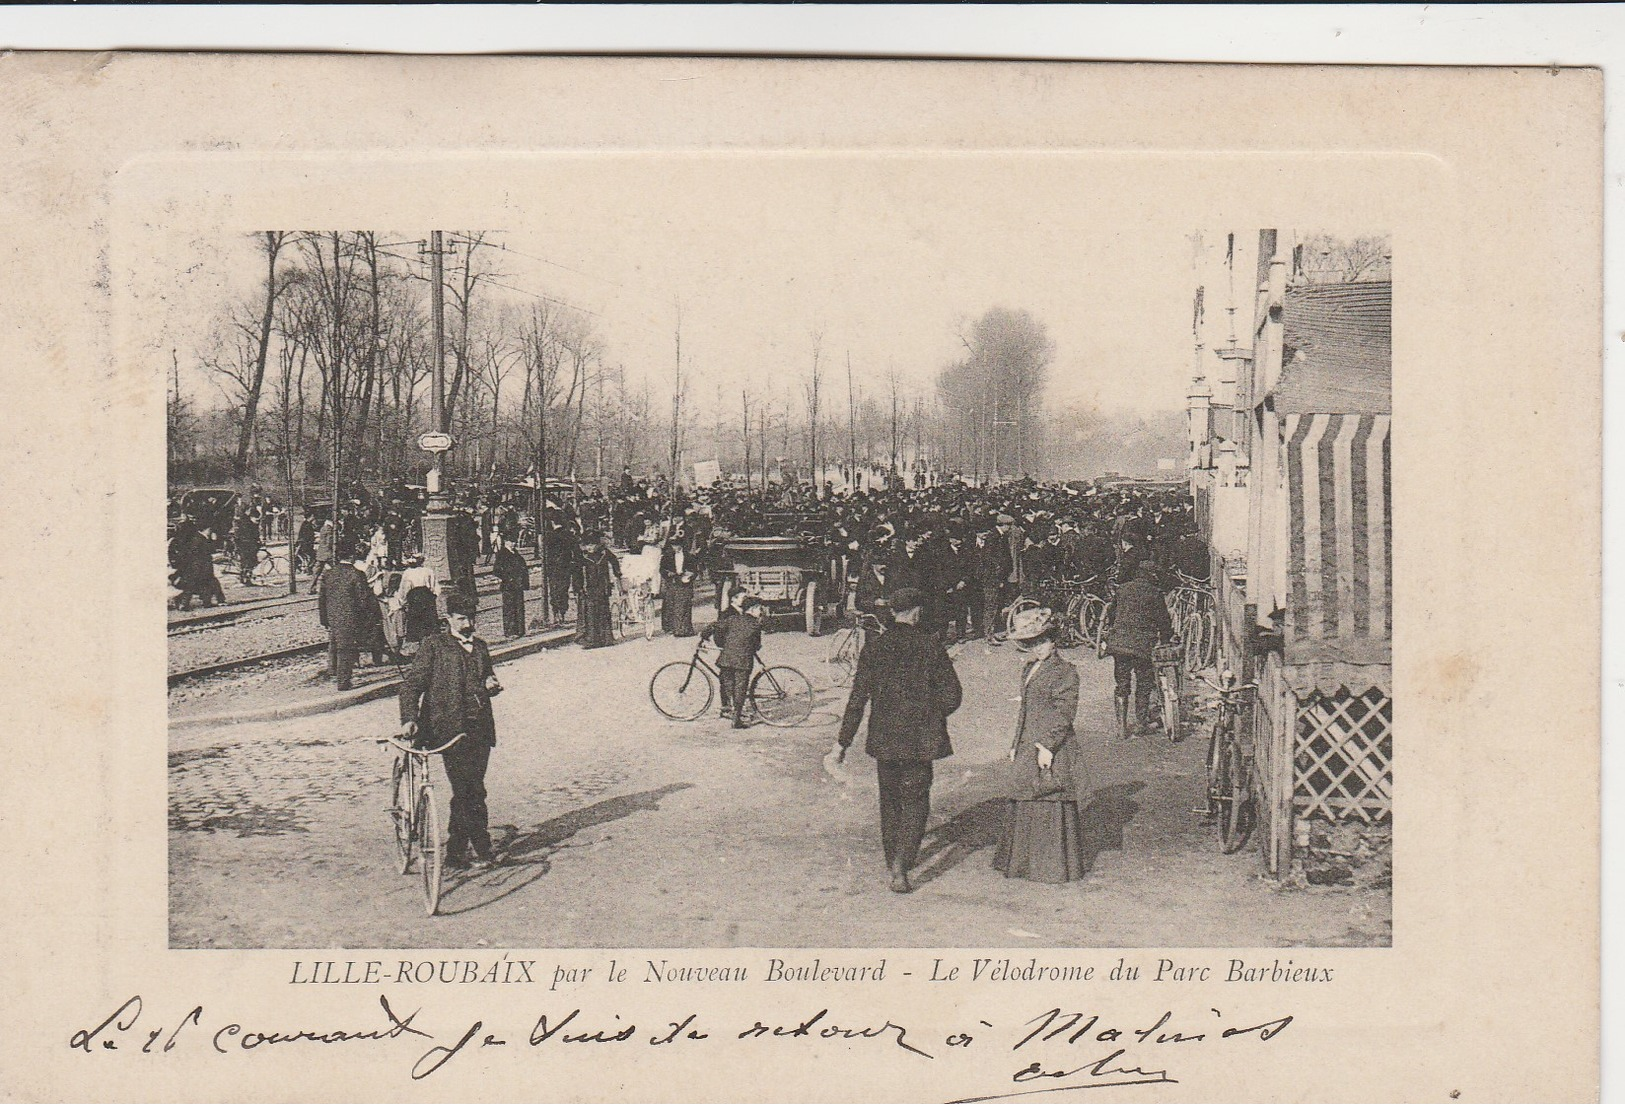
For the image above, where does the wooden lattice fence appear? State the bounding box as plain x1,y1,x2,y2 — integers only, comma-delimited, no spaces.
1293,687,1392,824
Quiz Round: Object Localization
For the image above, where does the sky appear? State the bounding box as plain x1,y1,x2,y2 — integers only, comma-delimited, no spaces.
159,155,1351,421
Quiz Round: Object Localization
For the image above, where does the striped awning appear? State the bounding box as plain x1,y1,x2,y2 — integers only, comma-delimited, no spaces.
1284,412,1391,695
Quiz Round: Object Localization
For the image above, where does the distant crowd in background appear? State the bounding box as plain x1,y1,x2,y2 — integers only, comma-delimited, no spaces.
168,467,1208,652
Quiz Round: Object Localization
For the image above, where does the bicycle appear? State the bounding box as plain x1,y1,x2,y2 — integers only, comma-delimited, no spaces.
1149,640,1183,743
649,640,815,727
614,581,658,641
379,731,464,917
217,546,286,586
826,610,883,687
1199,671,1257,854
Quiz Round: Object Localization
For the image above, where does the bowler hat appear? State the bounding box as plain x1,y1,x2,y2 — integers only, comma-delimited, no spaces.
888,586,924,614
444,590,477,617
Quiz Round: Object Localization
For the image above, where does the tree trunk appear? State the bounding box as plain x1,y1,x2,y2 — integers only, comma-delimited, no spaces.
233,231,284,476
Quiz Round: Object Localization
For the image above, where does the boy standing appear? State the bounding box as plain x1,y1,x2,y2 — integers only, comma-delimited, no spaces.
704,593,764,729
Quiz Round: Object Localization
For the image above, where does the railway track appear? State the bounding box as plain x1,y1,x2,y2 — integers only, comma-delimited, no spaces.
168,554,546,636
167,590,553,686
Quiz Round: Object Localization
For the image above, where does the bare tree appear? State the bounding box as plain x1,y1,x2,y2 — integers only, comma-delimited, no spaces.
1299,233,1392,283
741,389,753,492
802,330,823,489
234,232,288,475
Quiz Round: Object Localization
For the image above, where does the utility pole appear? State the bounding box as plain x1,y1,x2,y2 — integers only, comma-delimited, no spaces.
419,231,455,597
669,300,683,517
846,351,857,491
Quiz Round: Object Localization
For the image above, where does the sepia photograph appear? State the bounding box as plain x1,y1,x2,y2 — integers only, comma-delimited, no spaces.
160,161,1393,949
1,38,1602,1104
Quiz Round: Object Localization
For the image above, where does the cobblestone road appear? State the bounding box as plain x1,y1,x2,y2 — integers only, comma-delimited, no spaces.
170,613,1391,949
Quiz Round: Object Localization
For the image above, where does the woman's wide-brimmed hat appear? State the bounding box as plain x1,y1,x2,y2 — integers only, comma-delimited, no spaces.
1008,606,1054,642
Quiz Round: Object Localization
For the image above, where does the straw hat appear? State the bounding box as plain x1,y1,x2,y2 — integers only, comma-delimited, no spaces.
1008,606,1054,642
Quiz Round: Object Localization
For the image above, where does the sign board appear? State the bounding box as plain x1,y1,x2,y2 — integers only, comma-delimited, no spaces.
1156,457,1177,472
418,432,454,453
693,460,721,486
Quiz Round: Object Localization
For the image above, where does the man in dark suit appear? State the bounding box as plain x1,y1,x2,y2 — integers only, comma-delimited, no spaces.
935,528,974,643
317,543,376,691
710,594,763,729
493,536,530,638
971,523,1012,643
832,586,964,893
399,589,502,870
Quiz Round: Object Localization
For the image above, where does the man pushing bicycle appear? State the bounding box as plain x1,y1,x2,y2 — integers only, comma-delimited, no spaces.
399,589,503,870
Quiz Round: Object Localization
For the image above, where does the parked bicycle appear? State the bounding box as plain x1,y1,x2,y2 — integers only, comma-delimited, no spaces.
1199,671,1257,854
825,610,883,687
650,639,815,726
380,731,463,916
1006,575,1108,650
1150,640,1184,742
1167,573,1216,674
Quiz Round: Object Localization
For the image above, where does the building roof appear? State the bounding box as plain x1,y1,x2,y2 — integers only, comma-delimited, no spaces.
1272,280,1391,414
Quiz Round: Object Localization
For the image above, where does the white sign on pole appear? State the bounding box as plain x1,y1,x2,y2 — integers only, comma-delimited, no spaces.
693,460,721,486
418,432,454,453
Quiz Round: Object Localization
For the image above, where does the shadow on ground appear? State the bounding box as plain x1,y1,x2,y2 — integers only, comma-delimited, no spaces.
437,782,695,915
910,780,1146,887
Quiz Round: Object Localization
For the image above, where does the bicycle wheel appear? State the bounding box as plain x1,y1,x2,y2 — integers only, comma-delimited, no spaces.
826,630,858,687
389,754,413,875
416,787,443,916
1220,739,1252,854
1205,715,1230,821
1161,669,1181,743
1182,613,1204,673
252,550,281,584
1005,597,1041,637
750,665,815,727
1079,596,1107,650
650,661,715,720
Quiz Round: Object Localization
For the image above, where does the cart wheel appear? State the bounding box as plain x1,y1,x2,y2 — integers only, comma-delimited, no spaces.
805,579,822,636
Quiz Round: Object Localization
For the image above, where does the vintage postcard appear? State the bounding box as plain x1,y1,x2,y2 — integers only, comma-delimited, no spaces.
0,54,1601,1103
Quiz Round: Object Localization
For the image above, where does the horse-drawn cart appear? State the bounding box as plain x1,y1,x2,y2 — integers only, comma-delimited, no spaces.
716,535,844,635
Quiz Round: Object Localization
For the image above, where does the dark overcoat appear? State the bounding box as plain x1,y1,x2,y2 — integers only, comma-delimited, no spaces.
399,630,497,745
1104,576,1173,661
494,545,530,592
318,563,375,648
837,622,963,761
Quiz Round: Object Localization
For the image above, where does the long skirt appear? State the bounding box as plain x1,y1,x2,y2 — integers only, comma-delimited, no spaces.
993,799,1088,883
664,578,695,636
403,588,439,644
579,592,615,647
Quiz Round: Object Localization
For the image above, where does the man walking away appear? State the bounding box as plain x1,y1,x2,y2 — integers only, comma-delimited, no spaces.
494,536,529,639
399,589,503,870
831,586,963,893
318,542,374,691
1102,559,1175,738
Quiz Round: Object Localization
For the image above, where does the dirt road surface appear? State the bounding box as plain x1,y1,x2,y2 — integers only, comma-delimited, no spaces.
170,620,1391,949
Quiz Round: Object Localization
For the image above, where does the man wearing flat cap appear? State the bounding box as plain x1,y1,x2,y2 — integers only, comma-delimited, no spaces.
832,585,964,893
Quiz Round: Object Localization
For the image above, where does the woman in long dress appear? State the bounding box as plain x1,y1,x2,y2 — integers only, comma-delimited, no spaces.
574,531,622,648
659,528,697,637
995,606,1091,883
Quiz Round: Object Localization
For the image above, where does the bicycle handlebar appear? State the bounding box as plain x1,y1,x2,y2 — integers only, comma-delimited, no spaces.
379,733,465,756
1197,674,1257,696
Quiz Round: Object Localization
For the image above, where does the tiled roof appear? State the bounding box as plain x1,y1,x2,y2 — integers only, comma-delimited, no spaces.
1273,280,1391,414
